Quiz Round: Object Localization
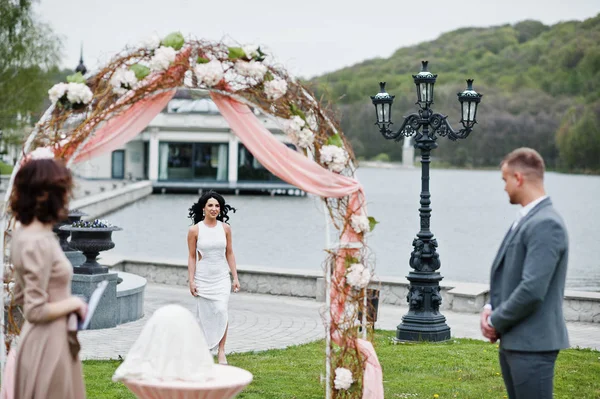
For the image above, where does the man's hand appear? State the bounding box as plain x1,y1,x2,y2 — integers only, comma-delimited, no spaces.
480,307,498,343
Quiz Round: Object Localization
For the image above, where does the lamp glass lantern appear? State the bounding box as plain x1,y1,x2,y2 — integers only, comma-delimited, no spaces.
457,79,483,128
370,82,395,128
412,60,437,107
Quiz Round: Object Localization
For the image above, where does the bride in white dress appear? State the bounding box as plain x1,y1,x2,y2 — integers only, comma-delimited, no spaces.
187,191,240,365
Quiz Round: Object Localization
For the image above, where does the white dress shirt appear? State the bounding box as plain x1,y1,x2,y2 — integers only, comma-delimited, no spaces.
511,195,549,230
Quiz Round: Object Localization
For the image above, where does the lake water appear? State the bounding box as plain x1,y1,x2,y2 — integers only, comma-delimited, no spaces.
103,167,600,292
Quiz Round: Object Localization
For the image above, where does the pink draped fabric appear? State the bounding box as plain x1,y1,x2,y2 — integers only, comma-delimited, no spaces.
356,339,384,399
211,93,383,399
73,90,175,163
72,47,190,164
210,93,362,198
330,192,383,399
0,347,16,399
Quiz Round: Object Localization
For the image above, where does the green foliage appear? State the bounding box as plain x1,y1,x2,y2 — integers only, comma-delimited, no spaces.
228,47,246,60
309,13,600,172
344,254,360,266
372,153,390,162
326,133,343,148
196,56,210,64
556,102,600,171
82,333,600,398
264,71,274,82
130,64,150,80
0,0,61,131
161,32,185,50
254,47,267,62
66,72,86,84
289,103,307,121
368,216,378,232
314,14,600,102
513,20,550,43
0,161,13,175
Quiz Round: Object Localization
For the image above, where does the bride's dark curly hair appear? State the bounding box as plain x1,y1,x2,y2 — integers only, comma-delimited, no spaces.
188,190,236,225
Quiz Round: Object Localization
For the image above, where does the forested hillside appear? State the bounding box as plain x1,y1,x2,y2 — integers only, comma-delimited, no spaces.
310,14,600,172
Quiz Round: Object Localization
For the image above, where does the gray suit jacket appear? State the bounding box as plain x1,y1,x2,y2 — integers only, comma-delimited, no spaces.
489,198,569,351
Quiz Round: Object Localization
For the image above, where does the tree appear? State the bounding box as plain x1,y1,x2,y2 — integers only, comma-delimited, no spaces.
0,0,61,135
556,102,600,172
513,20,549,43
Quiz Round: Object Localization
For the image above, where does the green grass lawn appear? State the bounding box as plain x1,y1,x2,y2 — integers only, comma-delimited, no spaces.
83,331,600,399
0,162,13,175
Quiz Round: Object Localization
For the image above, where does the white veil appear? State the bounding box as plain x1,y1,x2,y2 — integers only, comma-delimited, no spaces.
113,304,215,382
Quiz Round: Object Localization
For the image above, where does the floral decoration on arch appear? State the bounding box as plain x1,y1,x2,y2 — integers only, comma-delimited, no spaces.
37,32,356,169
7,31,381,398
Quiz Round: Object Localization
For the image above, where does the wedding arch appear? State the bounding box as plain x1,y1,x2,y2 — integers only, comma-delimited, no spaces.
0,32,382,398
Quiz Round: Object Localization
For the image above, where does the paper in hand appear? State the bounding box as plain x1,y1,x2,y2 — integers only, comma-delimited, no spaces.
79,280,109,330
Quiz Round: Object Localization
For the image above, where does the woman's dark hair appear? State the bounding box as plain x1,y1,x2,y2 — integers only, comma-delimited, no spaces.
188,190,236,225
10,158,73,225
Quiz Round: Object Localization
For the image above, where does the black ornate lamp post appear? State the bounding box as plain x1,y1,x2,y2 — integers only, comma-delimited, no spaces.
370,60,482,341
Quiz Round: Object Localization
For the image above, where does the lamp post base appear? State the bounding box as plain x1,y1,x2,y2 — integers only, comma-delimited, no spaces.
396,271,451,342
397,315,451,342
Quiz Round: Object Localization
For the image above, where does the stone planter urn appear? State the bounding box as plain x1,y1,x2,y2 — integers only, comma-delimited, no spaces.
53,209,88,251
60,221,122,275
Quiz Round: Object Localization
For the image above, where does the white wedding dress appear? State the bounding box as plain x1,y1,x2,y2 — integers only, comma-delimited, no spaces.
194,220,231,352
112,304,215,382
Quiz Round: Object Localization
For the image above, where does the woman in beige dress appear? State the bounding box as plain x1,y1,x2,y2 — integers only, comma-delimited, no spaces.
9,158,88,399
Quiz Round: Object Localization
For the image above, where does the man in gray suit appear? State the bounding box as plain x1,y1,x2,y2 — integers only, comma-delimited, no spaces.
480,147,569,399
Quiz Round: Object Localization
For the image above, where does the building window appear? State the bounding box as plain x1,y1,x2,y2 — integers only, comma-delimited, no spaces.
158,142,228,181
111,150,125,179
237,143,294,182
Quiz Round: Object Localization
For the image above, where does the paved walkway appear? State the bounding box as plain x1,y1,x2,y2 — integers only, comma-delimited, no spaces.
79,283,600,360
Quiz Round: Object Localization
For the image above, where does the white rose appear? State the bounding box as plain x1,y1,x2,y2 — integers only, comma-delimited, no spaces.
319,145,335,163
334,367,353,390
66,83,93,104
234,60,267,81
194,60,224,87
264,78,287,101
48,83,68,104
330,161,345,173
350,213,370,234
28,147,55,160
122,69,138,87
295,128,314,149
110,68,138,94
306,111,319,131
113,87,128,96
284,116,305,134
205,47,229,61
141,34,161,50
149,46,177,71
183,70,194,87
346,263,371,289
319,145,348,173
242,44,259,59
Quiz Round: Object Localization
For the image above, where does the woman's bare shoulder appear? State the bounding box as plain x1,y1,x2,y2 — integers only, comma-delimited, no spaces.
187,224,199,236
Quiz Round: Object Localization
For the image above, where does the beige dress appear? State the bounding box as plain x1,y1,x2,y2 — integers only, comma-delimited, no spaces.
11,227,86,399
